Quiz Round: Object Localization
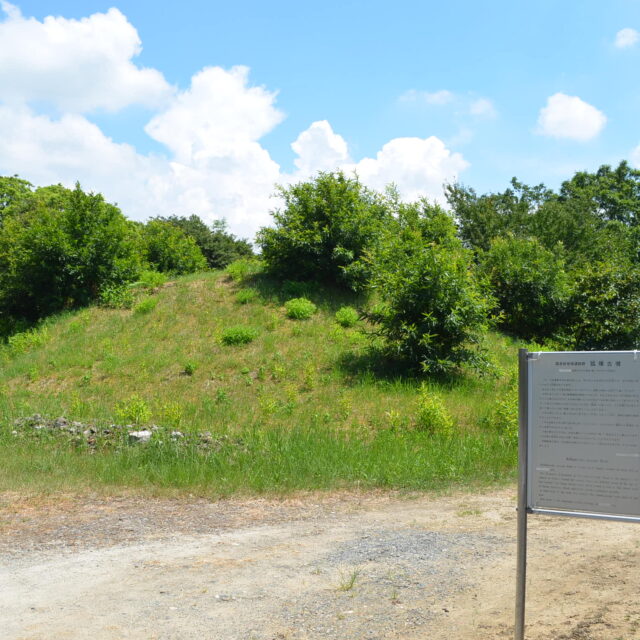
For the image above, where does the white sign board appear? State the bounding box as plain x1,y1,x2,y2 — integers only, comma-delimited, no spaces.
527,351,640,520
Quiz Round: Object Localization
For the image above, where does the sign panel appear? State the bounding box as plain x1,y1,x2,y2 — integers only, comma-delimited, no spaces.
527,351,640,520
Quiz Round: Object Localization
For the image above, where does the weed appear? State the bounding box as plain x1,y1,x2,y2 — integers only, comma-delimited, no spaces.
337,567,360,591
415,385,454,436
135,270,167,290
215,388,229,404
301,362,317,392
6,326,49,355
226,259,262,282
115,395,152,425
335,306,359,328
183,361,197,376
284,297,317,320
99,284,135,309
221,326,259,345
134,297,158,315
160,402,183,429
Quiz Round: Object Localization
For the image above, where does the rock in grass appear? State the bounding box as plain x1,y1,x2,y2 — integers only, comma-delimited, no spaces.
128,429,153,444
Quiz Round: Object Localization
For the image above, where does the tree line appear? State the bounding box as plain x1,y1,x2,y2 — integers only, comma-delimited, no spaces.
3,161,640,375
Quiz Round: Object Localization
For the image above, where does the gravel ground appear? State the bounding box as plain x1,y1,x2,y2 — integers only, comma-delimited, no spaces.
1,487,639,640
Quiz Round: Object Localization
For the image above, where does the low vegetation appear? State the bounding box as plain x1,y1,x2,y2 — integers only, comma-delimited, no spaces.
2,161,640,497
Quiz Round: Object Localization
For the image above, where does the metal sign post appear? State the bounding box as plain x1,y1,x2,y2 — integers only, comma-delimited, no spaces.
514,348,528,640
515,349,640,640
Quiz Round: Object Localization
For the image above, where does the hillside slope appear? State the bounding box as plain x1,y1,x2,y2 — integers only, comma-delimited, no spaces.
0,271,518,495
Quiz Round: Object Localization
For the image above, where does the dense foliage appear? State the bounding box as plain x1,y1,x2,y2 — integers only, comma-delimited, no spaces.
0,182,142,332
155,215,253,269
365,203,494,374
257,171,389,290
142,219,207,275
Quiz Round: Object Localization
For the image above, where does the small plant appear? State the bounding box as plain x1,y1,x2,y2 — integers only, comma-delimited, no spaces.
99,284,135,309
221,326,259,345
235,288,259,304
183,361,197,376
215,388,229,404
7,325,49,354
134,297,158,314
337,567,361,592
334,306,359,328
482,386,518,444
415,385,454,436
136,270,168,290
115,395,152,425
161,402,183,429
284,297,317,320
225,258,262,282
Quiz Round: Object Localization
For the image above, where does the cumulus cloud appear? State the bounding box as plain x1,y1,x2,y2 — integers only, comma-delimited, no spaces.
0,2,172,111
290,120,350,175
614,27,639,49
0,5,471,239
399,89,454,105
344,136,468,203
536,93,606,141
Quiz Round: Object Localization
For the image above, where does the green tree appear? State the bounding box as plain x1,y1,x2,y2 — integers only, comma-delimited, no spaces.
365,202,494,375
480,235,570,339
0,183,142,324
142,219,207,274
257,171,390,290
559,161,640,226
156,215,253,269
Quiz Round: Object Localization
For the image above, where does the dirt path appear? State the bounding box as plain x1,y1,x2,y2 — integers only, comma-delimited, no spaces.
1,487,639,639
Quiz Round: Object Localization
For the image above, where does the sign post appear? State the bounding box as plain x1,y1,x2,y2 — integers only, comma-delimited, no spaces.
515,349,640,640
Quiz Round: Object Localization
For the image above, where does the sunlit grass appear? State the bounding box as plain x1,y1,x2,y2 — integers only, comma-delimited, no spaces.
0,270,520,496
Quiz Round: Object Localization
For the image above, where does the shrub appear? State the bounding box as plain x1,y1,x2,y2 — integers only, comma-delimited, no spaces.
415,386,454,436
99,284,135,309
480,235,570,339
225,258,262,282
221,326,259,345
366,228,493,375
235,288,259,304
334,306,359,328
155,215,253,269
0,182,142,323
133,297,158,314
136,270,167,290
563,260,640,350
6,325,49,355
142,220,207,275
257,171,390,290
284,297,317,320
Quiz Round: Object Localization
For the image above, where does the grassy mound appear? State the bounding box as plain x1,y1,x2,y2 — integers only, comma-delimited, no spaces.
0,271,519,496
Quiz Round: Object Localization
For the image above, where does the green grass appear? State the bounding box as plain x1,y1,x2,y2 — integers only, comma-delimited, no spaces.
0,271,521,497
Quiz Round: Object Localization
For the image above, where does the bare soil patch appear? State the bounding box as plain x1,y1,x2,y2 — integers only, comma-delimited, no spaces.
1,487,638,639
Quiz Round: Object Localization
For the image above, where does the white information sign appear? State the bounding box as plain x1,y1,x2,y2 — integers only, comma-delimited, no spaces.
527,351,640,520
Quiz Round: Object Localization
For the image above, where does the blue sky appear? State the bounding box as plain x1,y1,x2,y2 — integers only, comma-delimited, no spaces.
1,1,639,238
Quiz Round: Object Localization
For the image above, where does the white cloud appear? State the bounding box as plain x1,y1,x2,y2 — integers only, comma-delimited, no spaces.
469,97,497,118
536,93,606,141
0,2,172,112
146,66,283,164
290,120,350,175
0,6,470,240
343,136,468,203
614,27,639,49
399,89,454,106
